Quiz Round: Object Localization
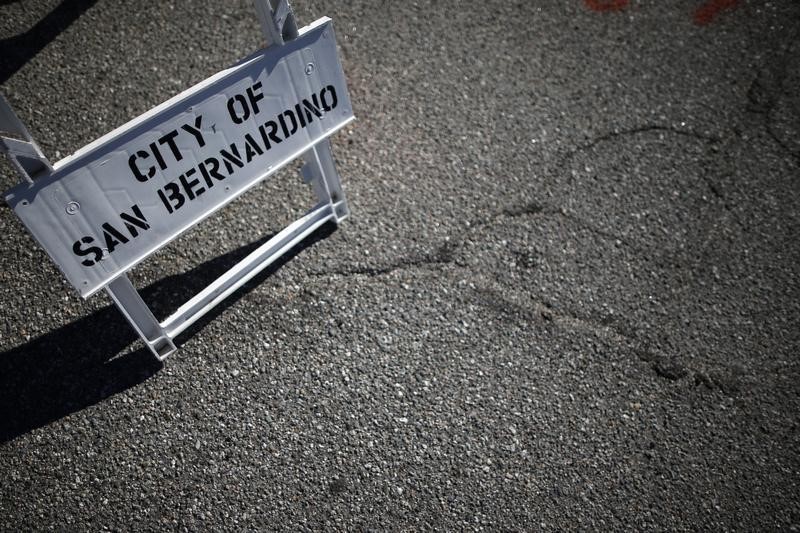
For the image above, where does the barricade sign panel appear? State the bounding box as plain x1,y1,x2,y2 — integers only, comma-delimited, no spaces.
1,5,354,360
5,17,352,298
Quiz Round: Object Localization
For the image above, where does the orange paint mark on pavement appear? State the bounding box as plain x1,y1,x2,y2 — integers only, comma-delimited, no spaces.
693,0,739,25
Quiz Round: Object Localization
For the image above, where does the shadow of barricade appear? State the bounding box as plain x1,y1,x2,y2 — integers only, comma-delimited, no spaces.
0,221,337,442
0,0,99,84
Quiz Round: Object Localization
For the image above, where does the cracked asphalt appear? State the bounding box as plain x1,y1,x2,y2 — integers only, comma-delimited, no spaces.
1,0,799,530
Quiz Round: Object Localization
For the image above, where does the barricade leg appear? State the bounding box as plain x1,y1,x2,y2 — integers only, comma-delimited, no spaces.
302,139,350,223
106,275,176,360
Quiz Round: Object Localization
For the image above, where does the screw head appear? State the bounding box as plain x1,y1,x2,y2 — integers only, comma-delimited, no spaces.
66,201,80,215
305,62,315,75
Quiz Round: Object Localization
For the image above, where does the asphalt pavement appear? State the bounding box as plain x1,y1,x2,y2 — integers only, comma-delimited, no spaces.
1,0,799,530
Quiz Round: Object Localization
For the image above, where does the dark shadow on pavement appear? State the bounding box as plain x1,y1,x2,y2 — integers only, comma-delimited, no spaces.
0,221,337,443
0,0,99,84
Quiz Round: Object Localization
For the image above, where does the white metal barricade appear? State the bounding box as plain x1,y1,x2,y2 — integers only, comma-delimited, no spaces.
0,1,353,360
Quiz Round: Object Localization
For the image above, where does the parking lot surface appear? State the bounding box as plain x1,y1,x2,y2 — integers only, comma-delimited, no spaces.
1,0,799,530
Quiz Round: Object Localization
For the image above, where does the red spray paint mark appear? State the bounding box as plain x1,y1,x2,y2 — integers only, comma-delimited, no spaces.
693,0,739,25
584,0,629,12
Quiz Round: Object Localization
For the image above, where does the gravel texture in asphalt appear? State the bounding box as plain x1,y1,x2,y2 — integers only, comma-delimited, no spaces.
1,0,799,530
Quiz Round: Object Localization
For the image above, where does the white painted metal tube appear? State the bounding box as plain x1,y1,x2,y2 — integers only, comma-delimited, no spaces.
161,201,338,338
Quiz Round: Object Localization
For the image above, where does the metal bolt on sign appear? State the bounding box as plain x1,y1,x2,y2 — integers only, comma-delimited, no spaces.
0,1,354,360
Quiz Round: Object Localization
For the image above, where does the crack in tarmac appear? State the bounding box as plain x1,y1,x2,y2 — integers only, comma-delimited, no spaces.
304,120,786,395
559,122,751,231
307,198,745,394
745,26,800,166
308,199,640,280
564,125,722,162
473,287,738,394
309,242,458,279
